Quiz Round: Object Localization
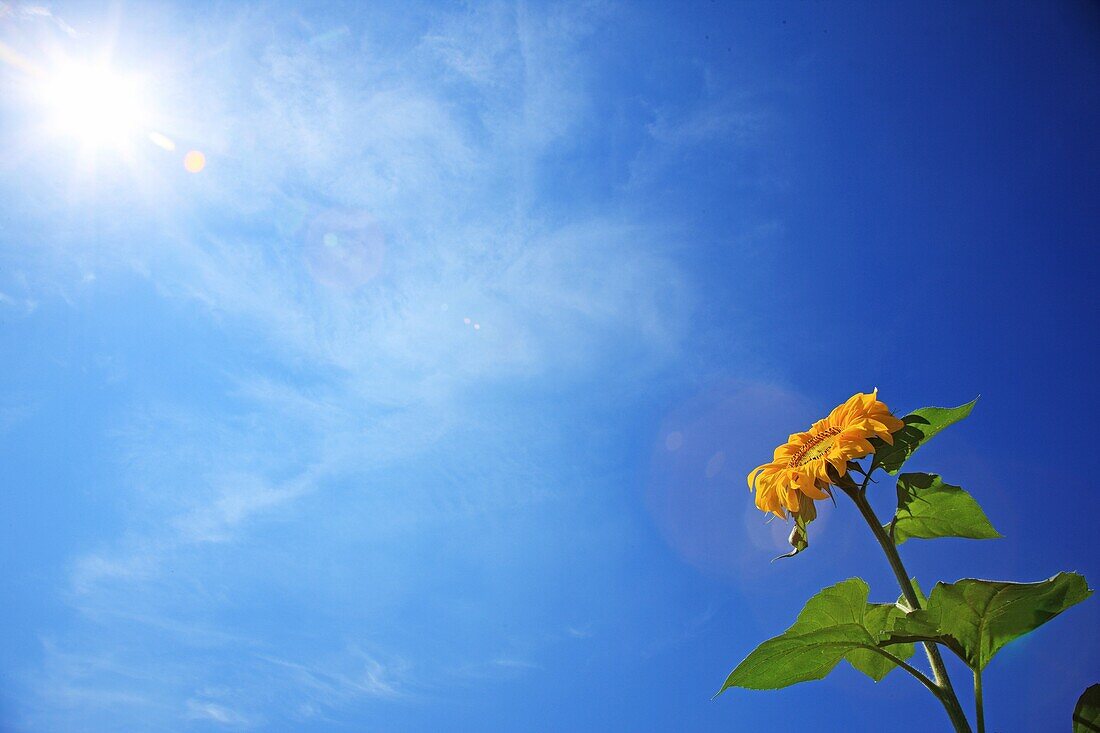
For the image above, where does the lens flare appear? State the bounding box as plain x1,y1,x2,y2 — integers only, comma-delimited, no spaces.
303,208,385,290
149,131,176,151
183,150,206,173
645,381,825,578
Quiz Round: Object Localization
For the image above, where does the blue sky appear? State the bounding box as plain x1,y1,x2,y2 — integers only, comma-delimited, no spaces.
1,1,1098,730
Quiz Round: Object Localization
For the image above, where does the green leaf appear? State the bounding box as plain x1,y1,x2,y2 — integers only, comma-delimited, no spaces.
844,601,916,682
887,473,1001,545
904,577,928,610
718,579,915,693
870,398,978,474
1073,684,1100,733
846,582,921,682
884,572,1093,671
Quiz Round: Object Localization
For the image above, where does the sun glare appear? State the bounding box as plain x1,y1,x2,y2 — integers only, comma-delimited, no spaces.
3,43,205,172
38,61,149,149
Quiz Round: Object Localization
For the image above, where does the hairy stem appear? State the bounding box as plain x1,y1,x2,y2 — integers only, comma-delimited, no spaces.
866,646,939,697
974,669,985,733
840,480,973,733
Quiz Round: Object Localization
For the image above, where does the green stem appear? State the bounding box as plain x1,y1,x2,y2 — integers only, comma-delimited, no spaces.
868,644,977,727
974,669,985,733
866,646,939,697
841,482,973,733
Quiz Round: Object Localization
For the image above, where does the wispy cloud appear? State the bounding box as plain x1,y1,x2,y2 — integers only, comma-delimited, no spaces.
2,2,77,37
1,1,733,728
0,288,39,315
640,604,719,660
257,649,406,703
185,699,253,727
629,90,769,190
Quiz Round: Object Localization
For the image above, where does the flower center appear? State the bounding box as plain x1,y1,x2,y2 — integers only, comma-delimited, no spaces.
789,427,842,468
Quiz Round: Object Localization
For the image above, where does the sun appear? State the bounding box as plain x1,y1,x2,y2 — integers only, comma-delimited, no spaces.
3,43,205,173
37,60,149,150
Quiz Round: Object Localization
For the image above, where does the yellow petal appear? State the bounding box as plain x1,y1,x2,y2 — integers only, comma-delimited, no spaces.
747,466,764,490
801,482,829,500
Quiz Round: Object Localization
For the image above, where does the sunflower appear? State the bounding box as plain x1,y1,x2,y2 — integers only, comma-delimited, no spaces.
747,390,905,520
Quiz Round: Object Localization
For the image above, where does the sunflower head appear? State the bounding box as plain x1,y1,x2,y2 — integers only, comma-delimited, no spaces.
747,390,905,525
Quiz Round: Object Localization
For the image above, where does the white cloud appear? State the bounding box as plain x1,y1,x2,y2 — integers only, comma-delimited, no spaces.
185,699,253,727
490,657,540,671
3,1,732,729
257,649,406,703
7,3,78,37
